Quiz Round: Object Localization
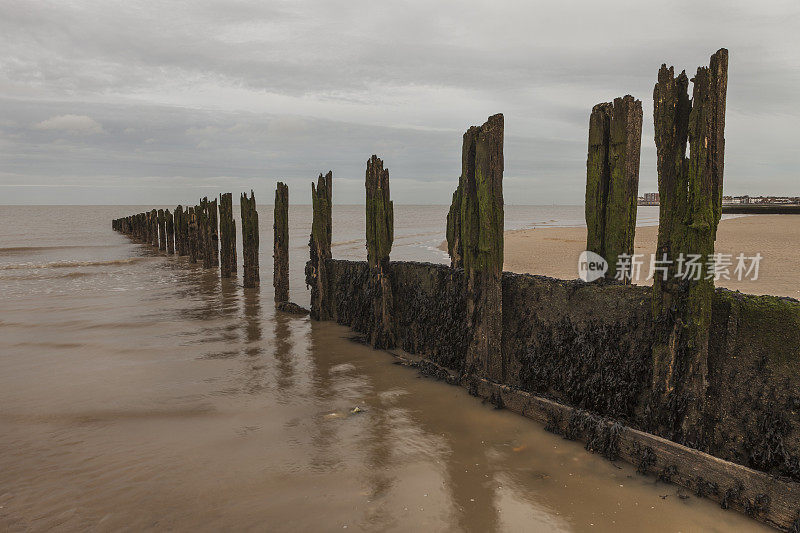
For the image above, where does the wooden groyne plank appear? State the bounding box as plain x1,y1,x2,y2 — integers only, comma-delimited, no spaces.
585,95,643,280
219,193,237,278
651,48,729,443
365,156,395,348
273,183,289,302
240,190,259,288
308,172,332,319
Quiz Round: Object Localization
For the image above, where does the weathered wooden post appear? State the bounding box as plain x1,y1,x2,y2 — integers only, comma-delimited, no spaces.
219,193,237,278
157,209,166,252
165,209,175,254
187,206,199,263
198,198,214,268
585,95,643,280
174,206,183,255
209,197,219,267
650,48,728,443
365,156,395,348
306,172,332,320
150,209,159,248
273,183,289,303
240,190,260,288
446,114,504,382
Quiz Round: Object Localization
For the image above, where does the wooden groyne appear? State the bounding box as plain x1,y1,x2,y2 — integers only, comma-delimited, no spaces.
112,48,800,531
722,204,800,214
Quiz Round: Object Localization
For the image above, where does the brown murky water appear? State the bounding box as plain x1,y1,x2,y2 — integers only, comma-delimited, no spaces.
0,205,769,532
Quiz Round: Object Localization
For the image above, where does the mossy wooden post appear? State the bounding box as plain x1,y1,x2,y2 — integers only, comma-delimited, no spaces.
306,172,332,320
174,206,183,256
157,209,166,251
240,190,259,288
447,114,504,382
585,95,643,280
209,197,219,267
365,156,395,348
165,209,174,254
198,198,214,269
273,183,289,303
151,209,159,248
651,49,728,444
446,184,463,268
187,206,199,263
219,193,237,278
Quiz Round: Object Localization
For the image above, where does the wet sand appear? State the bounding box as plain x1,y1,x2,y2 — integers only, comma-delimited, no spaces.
504,214,800,299
0,205,773,532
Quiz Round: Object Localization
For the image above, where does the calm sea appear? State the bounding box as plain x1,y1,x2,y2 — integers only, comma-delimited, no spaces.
0,204,764,532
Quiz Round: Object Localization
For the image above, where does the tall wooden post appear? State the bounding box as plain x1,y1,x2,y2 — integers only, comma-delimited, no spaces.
240,190,260,288
585,95,643,280
365,156,395,348
219,193,237,278
174,206,183,255
150,209,159,248
198,198,214,269
306,172,332,320
446,114,504,382
273,183,289,303
209,197,219,267
157,209,166,251
650,49,728,444
165,209,175,254
188,206,199,263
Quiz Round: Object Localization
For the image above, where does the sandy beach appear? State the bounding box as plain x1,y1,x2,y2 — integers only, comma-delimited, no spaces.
500,214,799,299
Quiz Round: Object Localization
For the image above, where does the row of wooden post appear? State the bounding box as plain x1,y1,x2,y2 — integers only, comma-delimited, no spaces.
301,49,728,446
112,49,729,446
112,192,260,288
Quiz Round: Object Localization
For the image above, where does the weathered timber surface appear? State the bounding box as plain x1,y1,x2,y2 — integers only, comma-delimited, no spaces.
651,49,729,444
365,156,395,348
198,197,215,269
218,193,236,278
174,206,186,256
157,209,166,251
306,172,333,320
446,114,504,382
150,209,159,247
165,209,174,254
187,206,199,263
209,197,219,267
273,182,289,302
585,96,643,279
240,190,259,288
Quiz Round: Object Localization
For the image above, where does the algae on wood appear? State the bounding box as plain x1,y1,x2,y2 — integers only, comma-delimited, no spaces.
585,96,643,280
306,172,333,320
165,209,174,254
273,183,289,303
365,156,395,348
219,193,237,278
157,209,166,251
446,114,504,382
240,190,260,288
187,206,199,263
651,49,728,444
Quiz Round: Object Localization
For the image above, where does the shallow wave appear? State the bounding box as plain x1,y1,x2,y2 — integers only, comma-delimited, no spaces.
0,245,116,255
0,257,151,270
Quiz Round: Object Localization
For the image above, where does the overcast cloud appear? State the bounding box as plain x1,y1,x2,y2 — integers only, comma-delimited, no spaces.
1,0,798,204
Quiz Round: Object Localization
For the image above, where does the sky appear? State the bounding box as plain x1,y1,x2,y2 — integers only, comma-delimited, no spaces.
1,0,798,205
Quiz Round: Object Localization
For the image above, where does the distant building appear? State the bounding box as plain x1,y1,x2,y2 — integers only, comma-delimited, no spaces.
643,192,659,204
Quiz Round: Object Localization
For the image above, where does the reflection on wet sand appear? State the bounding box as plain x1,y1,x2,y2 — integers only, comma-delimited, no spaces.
0,205,772,532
